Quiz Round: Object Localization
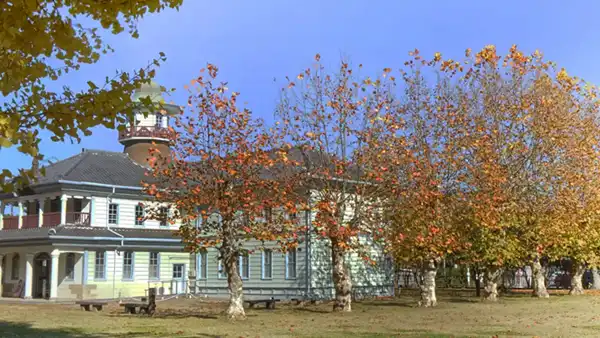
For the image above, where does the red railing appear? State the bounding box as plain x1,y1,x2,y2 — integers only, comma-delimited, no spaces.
22,215,39,229
2,216,18,230
118,125,173,141
66,212,90,225
42,212,61,227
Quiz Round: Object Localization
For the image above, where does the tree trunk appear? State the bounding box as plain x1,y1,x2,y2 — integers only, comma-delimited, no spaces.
569,261,585,295
483,266,503,301
532,257,549,298
225,255,245,319
473,266,481,297
418,259,437,307
591,268,600,289
331,244,352,312
393,269,400,297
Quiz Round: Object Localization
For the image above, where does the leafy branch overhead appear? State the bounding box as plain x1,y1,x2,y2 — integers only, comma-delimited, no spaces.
0,0,183,192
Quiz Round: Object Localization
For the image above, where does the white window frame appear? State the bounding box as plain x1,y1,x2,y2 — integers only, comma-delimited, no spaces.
261,249,272,280
122,251,134,281
94,251,106,280
149,252,160,280
135,205,145,226
285,248,297,279
239,253,249,280
108,203,119,225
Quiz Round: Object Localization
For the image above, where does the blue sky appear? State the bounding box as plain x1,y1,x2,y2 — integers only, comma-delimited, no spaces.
2,0,600,171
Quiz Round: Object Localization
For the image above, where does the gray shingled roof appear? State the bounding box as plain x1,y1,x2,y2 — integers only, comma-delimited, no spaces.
0,225,180,242
36,149,149,188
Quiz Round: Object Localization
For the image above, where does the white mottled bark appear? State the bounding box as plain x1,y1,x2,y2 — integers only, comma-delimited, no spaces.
225,255,246,319
418,260,437,307
532,258,549,298
591,268,600,290
569,262,585,296
483,266,503,301
331,244,352,312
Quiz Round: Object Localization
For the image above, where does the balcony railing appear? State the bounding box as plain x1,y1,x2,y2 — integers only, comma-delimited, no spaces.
1,212,91,229
22,215,39,229
118,125,173,142
2,216,18,230
42,212,61,227
66,212,90,225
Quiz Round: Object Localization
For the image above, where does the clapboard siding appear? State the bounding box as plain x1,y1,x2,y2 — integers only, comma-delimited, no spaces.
90,196,179,230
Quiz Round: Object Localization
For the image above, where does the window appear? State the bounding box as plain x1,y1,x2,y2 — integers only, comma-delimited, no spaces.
149,252,160,280
122,251,134,280
159,206,168,226
65,253,75,280
289,212,297,221
172,264,184,279
135,205,145,226
262,250,272,279
239,253,249,280
156,113,164,128
286,248,297,279
218,260,227,279
264,207,272,222
94,251,106,280
11,254,20,280
197,251,207,279
108,203,119,225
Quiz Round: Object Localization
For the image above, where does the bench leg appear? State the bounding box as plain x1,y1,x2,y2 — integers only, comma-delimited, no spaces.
248,303,255,309
93,305,102,312
83,305,90,311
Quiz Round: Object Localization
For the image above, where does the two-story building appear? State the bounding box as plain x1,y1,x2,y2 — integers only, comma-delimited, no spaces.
0,81,393,301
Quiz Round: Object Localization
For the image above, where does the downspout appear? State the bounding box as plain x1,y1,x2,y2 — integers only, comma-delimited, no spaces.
106,187,124,299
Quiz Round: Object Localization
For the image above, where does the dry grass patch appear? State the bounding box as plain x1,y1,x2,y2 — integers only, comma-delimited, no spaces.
0,294,599,337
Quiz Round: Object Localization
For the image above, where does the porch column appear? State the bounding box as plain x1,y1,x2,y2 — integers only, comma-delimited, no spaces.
38,199,44,228
17,201,23,229
0,253,4,296
89,198,95,226
82,250,88,285
50,250,60,299
60,194,67,225
24,253,33,299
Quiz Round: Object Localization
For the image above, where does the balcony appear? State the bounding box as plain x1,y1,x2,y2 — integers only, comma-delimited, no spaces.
1,212,91,229
22,215,39,229
42,212,61,227
118,125,174,142
2,216,18,230
66,212,90,225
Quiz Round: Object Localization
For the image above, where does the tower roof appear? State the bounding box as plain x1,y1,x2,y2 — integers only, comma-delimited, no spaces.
132,80,165,104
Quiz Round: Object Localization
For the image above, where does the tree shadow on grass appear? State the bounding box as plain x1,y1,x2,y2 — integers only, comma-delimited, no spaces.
292,307,331,314
0,320,227,338
0,321,102,338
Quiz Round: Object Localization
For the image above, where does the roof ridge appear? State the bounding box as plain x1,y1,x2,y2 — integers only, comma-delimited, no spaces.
41,151,83,172
61,151,89,179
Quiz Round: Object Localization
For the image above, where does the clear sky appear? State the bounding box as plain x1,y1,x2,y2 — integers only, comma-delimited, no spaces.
2,0,600,171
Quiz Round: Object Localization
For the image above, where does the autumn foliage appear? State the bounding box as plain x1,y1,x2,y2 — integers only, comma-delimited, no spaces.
145,64,301,319
147,45,600,315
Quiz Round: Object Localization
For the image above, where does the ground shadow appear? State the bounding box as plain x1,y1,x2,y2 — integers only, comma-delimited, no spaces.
0,321,100,338
292,307,331,314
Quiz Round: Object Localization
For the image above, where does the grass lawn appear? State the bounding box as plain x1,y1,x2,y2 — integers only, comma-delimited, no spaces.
1,291,600,337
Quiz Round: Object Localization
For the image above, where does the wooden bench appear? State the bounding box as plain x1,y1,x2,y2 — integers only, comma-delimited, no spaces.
120,287,157,316
245,298,280,309
120,301,155,315
76,301,108,312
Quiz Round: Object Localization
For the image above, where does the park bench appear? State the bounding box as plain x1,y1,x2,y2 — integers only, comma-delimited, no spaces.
244,298,280,309
76,300,108,312
120,287,157,316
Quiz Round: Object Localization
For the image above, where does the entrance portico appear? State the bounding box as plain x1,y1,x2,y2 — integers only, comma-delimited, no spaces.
0,249,82,300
